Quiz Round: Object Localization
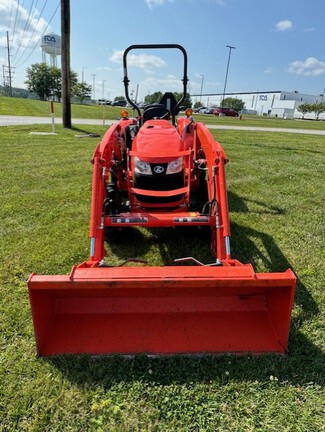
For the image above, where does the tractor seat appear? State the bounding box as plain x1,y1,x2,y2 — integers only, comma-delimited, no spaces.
143,103,171,122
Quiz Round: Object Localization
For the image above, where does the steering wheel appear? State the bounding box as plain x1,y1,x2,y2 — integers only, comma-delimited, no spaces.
143,104,171,121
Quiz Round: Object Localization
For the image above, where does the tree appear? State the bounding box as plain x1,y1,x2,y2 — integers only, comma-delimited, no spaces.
144,92,163,104
72,82,92,104
312,102,325,120
25,63,56,101
144,91,192,107
25,63,78,102
51,67,78,102
174,92,192,108
297,102,325,119
297,102,312,119
221,97,244,112
193,101,204,109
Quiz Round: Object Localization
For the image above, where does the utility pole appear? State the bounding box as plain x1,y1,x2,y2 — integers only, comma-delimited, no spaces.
135,83,139,104
102,80,105,99
222,45,236,107
200,74,204,103
6,31,13,97
61,0,71,128
92,74,96,100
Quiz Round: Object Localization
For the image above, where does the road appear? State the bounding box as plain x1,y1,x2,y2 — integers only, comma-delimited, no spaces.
1,115,325,135
0,115,117,127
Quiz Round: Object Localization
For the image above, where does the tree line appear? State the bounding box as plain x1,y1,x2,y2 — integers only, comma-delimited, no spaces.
298,102,325,119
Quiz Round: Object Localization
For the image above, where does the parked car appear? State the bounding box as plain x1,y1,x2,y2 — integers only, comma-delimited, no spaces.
197,107,214,114
213,107,239,117
113,100,127,107
98,99,112,105
203,108,214,114
194,106,207,113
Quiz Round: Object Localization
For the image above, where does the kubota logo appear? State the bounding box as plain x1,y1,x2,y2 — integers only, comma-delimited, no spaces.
154,166,164,174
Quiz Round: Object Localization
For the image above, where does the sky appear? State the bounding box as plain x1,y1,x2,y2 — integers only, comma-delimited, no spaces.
1,0,325,105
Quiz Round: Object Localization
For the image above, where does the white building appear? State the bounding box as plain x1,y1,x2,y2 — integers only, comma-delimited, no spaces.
195,90,325,120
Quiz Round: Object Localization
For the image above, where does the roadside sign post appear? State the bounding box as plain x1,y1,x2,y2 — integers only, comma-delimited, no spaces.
50,100,56,134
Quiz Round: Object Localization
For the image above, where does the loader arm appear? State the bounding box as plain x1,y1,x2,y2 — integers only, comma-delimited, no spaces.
196,123,231,262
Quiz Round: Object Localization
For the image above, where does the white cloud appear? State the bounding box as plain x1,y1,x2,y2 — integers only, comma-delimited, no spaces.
288,57,325,76
96,66,112,72
110,50,165,70
264,67,274,74
275,19,293,31
190,76,220,92
0,0,48,50
303,27,315,33
110,50,123,63
144,0,225,7
212,0,226,5
145,0,174,8
0,35,7,48
141,75,182,92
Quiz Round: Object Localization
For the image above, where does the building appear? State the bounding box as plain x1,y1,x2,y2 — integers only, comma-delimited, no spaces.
193,90,325,120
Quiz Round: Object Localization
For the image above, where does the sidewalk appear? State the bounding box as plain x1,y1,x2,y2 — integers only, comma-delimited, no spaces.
0,115,117,127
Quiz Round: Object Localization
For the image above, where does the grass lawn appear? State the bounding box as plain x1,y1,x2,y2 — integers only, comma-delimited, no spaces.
0,123,324,431
1,95,325,131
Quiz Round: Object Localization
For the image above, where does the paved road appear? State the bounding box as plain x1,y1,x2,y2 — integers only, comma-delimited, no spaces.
1,115,325,135
0,115,117,127
209,124,325,135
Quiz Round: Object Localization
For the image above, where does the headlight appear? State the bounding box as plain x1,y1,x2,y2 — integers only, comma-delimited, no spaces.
166,157,183,174
134,157,152,175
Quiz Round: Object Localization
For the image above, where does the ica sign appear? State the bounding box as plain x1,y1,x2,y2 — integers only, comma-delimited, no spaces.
44,35,56,43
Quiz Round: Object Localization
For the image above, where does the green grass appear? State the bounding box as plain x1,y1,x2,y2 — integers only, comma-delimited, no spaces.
0,124,324,431
1,95,325,130
200,112,325,131
0,96,125,120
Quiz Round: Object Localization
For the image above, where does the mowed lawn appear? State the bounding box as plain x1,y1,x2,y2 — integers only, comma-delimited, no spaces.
0,123,324,431
2,95,325,131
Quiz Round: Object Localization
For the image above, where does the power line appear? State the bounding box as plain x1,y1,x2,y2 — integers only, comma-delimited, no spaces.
6,31,13,96
8,0,15,34
14,1,59,68
13,0,49,66
13,0,26,46
12,0,37,63
11,0,22,45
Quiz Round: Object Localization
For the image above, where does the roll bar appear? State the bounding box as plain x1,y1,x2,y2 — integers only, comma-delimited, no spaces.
123,44,189,119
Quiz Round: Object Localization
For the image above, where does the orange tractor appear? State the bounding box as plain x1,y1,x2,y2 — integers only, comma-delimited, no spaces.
28,45,296,356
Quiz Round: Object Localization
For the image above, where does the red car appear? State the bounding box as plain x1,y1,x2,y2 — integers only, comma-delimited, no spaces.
213,107,239,117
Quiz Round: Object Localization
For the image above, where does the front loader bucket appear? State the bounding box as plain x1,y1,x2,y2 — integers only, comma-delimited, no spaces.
28,265,296,356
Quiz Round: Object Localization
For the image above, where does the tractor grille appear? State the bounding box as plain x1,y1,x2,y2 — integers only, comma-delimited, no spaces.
134,166,184,204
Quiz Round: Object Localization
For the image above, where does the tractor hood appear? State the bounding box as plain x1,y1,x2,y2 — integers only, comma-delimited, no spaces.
133,120,183,158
